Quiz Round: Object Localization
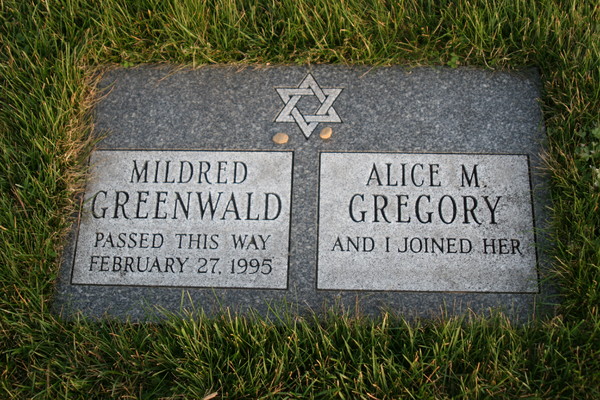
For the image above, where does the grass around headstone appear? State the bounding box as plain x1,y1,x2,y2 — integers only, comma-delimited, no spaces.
1,0,598,398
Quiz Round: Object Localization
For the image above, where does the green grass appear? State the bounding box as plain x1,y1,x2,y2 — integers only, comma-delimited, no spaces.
1,0,599,398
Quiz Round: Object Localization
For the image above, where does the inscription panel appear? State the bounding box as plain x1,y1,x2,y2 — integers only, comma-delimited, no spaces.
71,150,293,289
317,152,538,293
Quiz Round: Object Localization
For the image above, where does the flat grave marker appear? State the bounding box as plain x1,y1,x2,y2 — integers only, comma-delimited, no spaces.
55,65,549,320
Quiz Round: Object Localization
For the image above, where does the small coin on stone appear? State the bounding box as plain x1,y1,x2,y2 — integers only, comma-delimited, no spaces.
320,127,333,139
272,132,289,144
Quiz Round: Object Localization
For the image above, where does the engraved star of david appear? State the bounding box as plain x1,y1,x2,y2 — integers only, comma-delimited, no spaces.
275,74,342,139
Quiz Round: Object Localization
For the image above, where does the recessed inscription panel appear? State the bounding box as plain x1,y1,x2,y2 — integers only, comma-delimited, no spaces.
317,152,538,293
72,150,292,289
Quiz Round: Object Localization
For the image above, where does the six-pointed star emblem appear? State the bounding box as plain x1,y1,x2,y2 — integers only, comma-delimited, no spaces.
275,74,342,139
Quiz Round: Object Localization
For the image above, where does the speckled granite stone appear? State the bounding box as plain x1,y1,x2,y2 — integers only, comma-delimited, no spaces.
54,65,551,321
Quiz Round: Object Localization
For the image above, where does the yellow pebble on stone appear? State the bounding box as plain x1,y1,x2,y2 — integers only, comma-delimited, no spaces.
272,132,289,144
320,127,333,139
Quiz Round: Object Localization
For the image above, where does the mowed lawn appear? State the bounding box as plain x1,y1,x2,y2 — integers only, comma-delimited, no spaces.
1,1,598,398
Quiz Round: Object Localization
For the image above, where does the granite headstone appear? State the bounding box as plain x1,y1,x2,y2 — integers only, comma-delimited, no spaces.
55,65,550,320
